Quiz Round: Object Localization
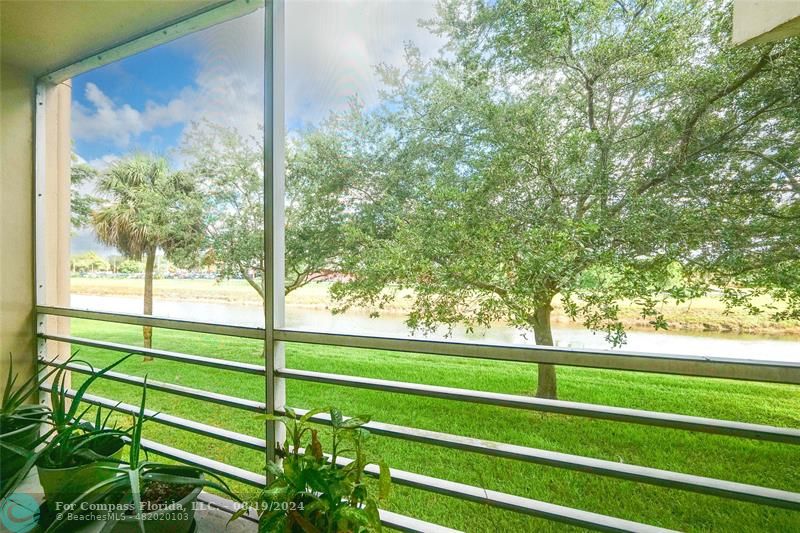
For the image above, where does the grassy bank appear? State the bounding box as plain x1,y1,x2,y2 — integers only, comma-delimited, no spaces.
66,319,800,532
71,277,800,335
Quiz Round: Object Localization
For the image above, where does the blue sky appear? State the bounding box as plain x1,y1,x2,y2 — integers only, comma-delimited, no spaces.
72,46,196,163
72,8,267,169
71,2,442,253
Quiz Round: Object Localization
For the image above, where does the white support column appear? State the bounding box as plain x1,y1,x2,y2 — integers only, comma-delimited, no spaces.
35,83,48,376
35,79,73,404
264,0,286,466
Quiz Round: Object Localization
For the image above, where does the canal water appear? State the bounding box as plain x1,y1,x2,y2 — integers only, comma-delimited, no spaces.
70,294,800,363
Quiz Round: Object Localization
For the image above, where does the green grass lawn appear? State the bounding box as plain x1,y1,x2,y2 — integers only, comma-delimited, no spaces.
63,319,800,532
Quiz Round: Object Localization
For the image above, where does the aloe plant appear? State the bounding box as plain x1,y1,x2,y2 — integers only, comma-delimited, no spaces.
38,354,134,469
0,354,61,498
1,353,59,428
255,407,391,533
46,378,241,533
2,353,133,500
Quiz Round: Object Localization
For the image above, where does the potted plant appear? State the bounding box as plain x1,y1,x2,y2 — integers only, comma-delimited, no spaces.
36,354,133,508
253,407,391,532
0,354,60,497
44,378,241,533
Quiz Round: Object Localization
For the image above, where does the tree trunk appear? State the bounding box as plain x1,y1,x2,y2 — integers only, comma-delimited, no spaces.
532,303,557,399
142,248,156,360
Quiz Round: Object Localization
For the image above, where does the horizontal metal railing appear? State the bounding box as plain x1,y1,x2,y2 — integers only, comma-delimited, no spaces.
38,305,264,339
280,409,800,510
140,438,266,488
40,383,678,532
318,447,679,533
40,333,800,443
145,439,460,533
44,333,264,375
38,305,800,384
56,361,265,412
276,368,800,444
275,328,800,384
46,387,267,451
36,305,800,531
40,364,800,510
44,388,469,531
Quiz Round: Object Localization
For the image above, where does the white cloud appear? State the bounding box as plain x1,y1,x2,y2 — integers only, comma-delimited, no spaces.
283,0,443,127
73,3,444,151
177,2,443,131
72,82,190,147
87,154,120,171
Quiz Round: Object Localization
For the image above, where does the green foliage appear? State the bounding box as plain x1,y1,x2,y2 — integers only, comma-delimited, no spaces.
1,354,56,422
1,354,130,499
92,155,204,265
91,155,205,346
37,354,133,469
323,0,800,381
255,407,390,533
181,124,267,300
70,251,110,273
181,120,353,304
45,379,240,533
70,156,99,229
0,355,57,498
117,259,145,274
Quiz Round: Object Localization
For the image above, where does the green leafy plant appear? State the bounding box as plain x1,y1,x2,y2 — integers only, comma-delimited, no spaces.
46,378,241,532
37,354,133,469
1,354,58,430
256,407,391,533
0,354,61,498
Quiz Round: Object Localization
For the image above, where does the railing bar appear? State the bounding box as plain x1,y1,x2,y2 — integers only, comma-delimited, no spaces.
377,510,463,533
145,442,459,533
42,387,267,451
138,438,265,488
283,408,800,510
40,333,265,376
37,305,265,339
294,446,676,533
276,368,800,444
42,390,673,530
36,305,800,385
43,360,265,413
275,329,800,385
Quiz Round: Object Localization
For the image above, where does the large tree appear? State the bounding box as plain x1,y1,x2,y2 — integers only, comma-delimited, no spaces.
92,155,202,352
328,0,800,398
70,156,99,229
182,121,353,308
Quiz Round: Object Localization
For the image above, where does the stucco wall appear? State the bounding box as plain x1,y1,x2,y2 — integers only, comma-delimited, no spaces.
0,61,35,393
733,0,800,45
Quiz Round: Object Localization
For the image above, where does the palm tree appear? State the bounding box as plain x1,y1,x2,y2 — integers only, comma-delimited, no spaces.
92,155,202,354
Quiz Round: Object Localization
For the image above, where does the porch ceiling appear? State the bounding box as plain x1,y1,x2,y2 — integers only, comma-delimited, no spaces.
0,0,221,76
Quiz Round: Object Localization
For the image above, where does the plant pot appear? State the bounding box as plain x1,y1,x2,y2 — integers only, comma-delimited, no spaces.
37,435,125,508
107,471,203,533
0,410,46,487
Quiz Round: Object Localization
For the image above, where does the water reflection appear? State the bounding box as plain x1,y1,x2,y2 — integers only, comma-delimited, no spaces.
71,294,800,362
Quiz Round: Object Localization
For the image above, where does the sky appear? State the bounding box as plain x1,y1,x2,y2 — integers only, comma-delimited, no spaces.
71,1,443,254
